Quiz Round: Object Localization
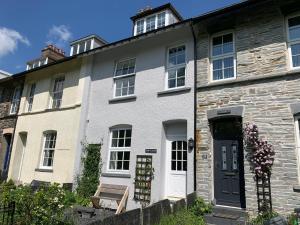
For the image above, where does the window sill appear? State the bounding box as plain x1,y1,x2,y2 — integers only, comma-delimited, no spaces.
108,95,137,104
157,87,191,97
35,168,53,173
101,172,131,178
293,185,300,192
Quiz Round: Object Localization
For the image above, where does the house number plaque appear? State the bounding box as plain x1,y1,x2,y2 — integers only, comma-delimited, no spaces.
145,149,157,154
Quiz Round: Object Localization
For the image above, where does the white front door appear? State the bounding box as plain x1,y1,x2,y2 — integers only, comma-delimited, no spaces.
165,138,187,199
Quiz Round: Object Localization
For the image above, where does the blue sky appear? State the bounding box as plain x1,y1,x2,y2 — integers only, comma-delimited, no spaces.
0,0,240,74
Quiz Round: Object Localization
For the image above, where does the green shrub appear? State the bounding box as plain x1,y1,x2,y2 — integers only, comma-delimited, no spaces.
157,209,206,225
190,197,212,217
76,143,102,198
287,213,298,225
0,181,91,225
249,211,279,225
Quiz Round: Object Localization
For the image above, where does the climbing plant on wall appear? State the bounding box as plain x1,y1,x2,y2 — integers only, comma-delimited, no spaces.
76,142,102,198
244,123,275,177
244,123,275,213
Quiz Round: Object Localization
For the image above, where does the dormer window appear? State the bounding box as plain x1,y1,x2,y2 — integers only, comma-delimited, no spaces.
132,4,183,36
70,35,107,56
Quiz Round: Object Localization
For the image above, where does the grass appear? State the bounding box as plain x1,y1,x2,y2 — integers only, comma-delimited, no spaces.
156,209,206,225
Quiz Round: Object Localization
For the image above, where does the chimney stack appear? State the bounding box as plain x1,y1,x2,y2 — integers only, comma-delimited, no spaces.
42,44,65,61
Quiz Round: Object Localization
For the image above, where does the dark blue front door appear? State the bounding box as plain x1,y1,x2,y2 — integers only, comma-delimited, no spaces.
213,118,246,208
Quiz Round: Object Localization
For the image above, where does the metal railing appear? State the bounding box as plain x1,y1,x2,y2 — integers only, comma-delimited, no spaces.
0,202,15,225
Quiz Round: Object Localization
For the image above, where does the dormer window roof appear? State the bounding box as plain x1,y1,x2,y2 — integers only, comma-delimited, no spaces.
131,3,183,36
70,34,107,56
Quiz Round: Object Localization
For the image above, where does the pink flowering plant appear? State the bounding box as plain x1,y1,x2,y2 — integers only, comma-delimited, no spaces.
244,123,275,178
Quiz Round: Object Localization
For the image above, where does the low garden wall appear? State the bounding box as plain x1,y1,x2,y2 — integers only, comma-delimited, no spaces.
78,192,198,225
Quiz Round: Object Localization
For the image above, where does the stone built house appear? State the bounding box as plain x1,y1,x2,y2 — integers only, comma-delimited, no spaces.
3,0,300,215
0,75,24,181
194,0,300,214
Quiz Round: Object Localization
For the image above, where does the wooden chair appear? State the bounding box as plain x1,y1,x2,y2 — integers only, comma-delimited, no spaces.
90,183,129,214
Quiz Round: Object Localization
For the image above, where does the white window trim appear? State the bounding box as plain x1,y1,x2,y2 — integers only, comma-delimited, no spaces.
134,10,167,36
294,116,300,183
286,13,300,70
165,44,187,90
39,132,56,170
9,86,21,115
26,83,36,112
49,76,65,109
107,127,132,173
210,31,237,83
113,58,136,98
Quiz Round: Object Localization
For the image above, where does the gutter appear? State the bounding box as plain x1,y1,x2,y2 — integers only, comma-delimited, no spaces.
190,21,197,192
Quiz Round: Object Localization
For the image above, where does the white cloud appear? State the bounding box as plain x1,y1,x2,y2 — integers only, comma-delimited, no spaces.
47,25,72,47
0,27,30,58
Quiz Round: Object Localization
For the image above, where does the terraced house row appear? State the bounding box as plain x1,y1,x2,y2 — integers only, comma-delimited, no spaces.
1,0,300,215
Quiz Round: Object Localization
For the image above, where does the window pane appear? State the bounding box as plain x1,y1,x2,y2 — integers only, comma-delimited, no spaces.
172,151,176,160
177,161,182,170
177,67,185,77
177,151,182,160
111,139,118,147
183,151,187,160
124,151,130,160
123,161,129,170
168,79,176,89
126,129,131,138
115,59,136,76
137,20,144,34
223,33,233,43
125,138,131,147
171,161,176,170
224,68,234,79
183,161,187,171
177,141,182,150
224,57,234,68
292,44,300,67
119,139,124,147
146,16,156,32
117,161,122,170
213,70,223,80
213,36,222,46
213,45,222,56
157,12,166,28
79,43,85,53
177,53,185,65
213,59,222,70
110,152,117,160
289,27,300,40
109,161,116,169
223,42,233,54
168,69,176,79
86,40,92,51
177,77,185,87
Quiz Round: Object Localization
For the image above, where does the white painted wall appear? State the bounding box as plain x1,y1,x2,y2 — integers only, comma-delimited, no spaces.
83,26,195,209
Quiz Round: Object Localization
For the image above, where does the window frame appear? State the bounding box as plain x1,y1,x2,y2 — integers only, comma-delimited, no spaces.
27,83,36,112
49,76,65,109
107,127,132,173
39,131,57,170
287,13,300,70
165,44,187,90
10,86,21,115
113,58,136,98
134,10,167,35
210,31,237,83
294,116,300,183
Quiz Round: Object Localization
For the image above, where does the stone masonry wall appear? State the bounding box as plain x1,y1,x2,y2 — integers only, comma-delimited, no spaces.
197,74,300,214
196,1,300,214
197,3,288,87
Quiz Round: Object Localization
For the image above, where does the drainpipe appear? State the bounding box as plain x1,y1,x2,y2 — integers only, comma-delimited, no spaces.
190,21,198,192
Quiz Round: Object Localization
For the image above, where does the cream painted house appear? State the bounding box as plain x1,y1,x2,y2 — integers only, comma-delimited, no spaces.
7,54,93,185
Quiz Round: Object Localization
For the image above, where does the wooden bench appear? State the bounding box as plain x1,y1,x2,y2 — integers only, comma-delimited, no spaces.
90,183,129,214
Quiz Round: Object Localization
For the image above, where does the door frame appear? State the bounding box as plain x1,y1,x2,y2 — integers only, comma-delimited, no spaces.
211,117,246,209
164,135,187,198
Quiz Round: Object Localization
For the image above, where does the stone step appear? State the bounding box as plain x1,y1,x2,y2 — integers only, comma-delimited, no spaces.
204,206,247,225
212,206,247,218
